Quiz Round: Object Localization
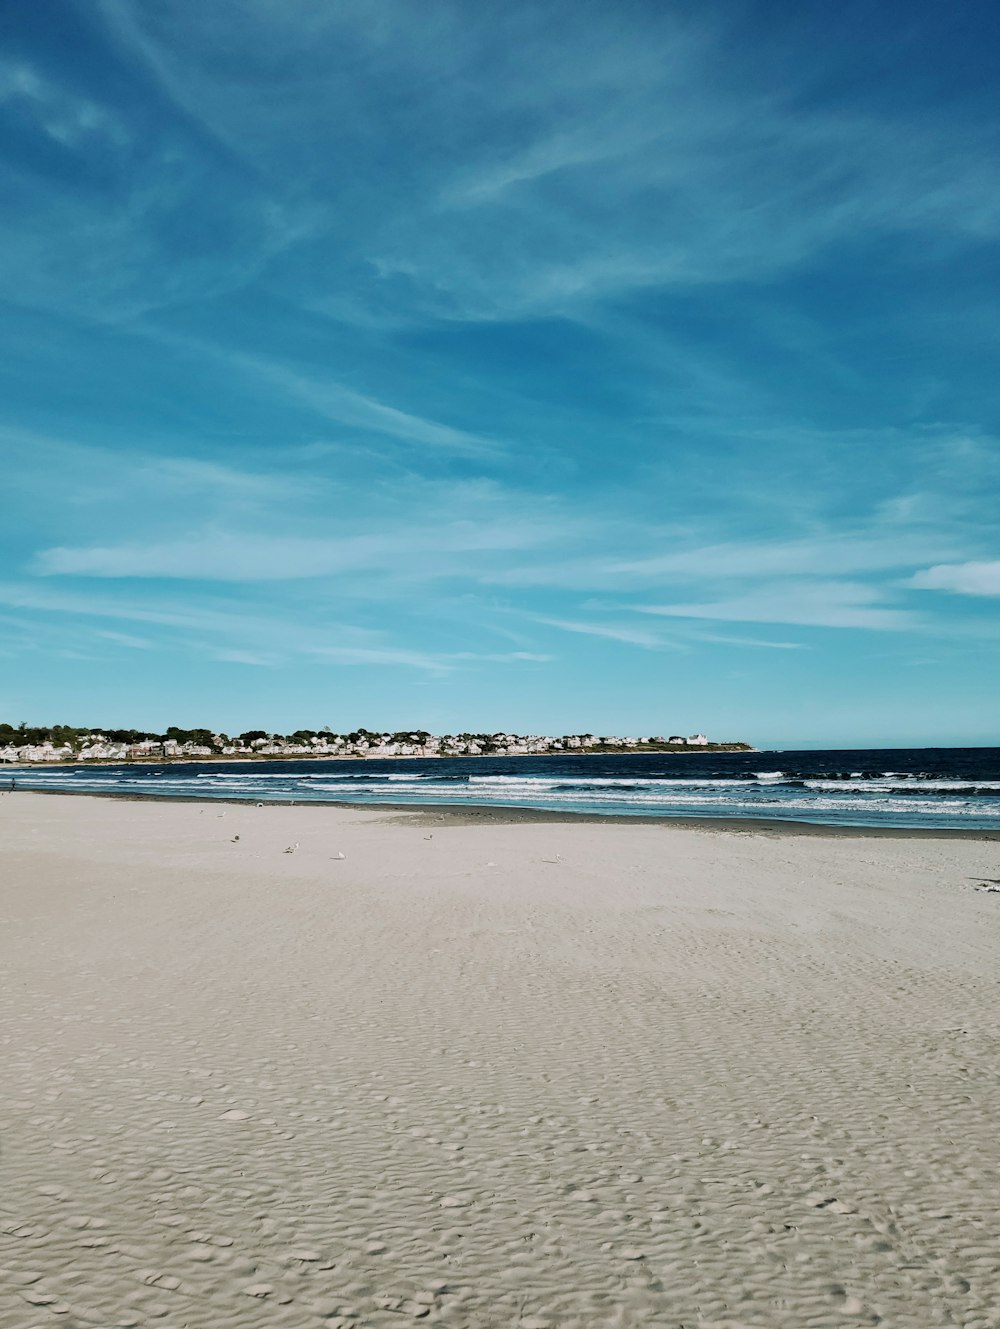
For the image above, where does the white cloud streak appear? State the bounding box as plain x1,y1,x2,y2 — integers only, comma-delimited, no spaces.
94,629,154,650
0,58,127,148
634,581,922,632
89,0,1000,328
488,531,960,592
529,616,678,650
226,355,498,457
0,581,556,676
32,513,563,581
909,560,1000,597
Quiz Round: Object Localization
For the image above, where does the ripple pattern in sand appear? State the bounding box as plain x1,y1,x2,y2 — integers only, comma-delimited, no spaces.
1,797,999,1327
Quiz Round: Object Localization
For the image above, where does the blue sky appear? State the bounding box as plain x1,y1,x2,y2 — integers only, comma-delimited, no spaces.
2,0,999,747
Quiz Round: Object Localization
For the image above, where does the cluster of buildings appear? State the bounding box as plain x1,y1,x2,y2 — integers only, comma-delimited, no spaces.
1,730,720,765
0,736,182,764
227,732,714,758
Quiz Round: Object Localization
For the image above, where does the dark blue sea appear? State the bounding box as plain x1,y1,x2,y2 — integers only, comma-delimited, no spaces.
12,747,1000,830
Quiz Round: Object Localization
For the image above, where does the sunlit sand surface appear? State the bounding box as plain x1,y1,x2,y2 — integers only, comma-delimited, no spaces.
2,794,998,1328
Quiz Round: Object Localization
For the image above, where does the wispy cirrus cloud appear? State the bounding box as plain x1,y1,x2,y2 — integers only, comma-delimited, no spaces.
94,629,154,650
88,0,1000,331
634,581,922,632
3,3,999,739
9,433,569,588
0,57,127,148
32,529,516,581
0,35,296,320
0,580,495,675
528,615,677,650
374,54,1000,324
1,429,304,512
30,495,570,583
909,561,1000,597
527,614,806,651
489,530,960,592
678,630,804,651
220,353,498,457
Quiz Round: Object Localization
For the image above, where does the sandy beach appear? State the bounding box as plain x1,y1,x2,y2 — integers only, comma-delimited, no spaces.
2,793,998,1329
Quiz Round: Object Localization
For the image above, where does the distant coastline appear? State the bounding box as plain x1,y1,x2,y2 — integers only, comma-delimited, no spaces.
1,723,752,767
5,742,754,770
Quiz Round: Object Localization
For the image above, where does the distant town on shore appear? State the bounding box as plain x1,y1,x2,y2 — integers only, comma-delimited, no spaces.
1,722,752,765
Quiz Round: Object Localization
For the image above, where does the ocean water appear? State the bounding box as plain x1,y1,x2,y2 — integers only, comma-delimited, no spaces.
10,747,1000,830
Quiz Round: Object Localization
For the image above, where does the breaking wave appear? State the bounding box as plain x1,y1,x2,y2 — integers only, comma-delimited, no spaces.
11,747,1000,830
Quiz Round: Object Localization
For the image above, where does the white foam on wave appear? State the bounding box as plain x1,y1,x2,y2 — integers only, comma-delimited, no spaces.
307,781,425,792
468,774,587,785
194,771,352,780
13,755,1000,828
280,784,1000,817
467,774,753,788
804,778,1000,792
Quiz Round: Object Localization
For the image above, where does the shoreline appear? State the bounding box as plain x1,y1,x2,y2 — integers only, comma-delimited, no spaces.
10,787,999,838
2,745,754,769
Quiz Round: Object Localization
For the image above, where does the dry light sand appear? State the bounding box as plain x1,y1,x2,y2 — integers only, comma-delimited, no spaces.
1,793,999,1329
